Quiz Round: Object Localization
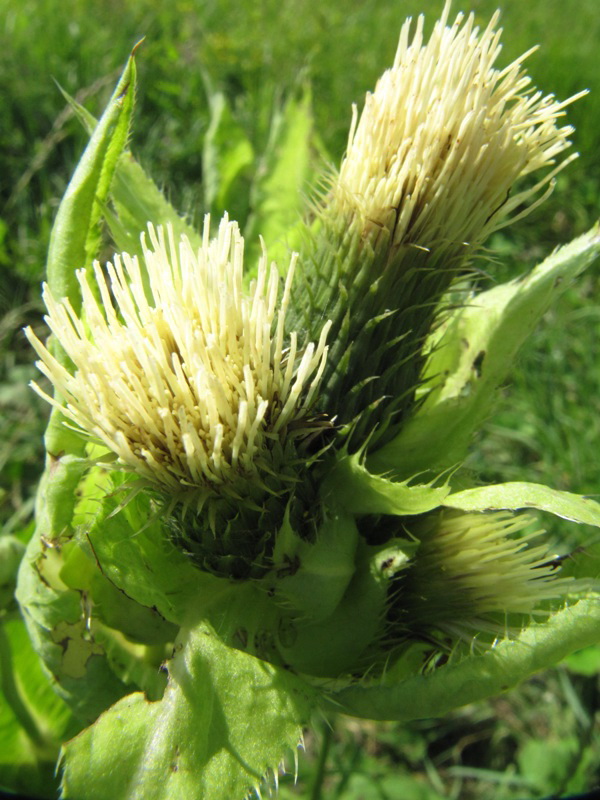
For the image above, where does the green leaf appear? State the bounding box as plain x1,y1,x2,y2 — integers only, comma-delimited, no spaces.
60,622,317,800
202,87,254,225
369,225,600,478
271,506,359,622
0,535,25,610
274,537,390,677
57,537,174,700
32,452,88,537
445,481,600,527
47,51,137,312
55,81,97,135
343,772,447,800
564,644,600,676
17,469,171,723
322,452,450,516
0,615,75,799
16,529,131,725
517,736,590,796
81,487,226,627
57,83,201,257
108,153,202,257
60,536,177,647
36,61,137,480
245,86,321,269
327,595,600,720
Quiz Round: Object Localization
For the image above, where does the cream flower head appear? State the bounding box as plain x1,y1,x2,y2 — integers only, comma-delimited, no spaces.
26,215,331,502
300,1,584,447
334,0,583,250
397,511,569,641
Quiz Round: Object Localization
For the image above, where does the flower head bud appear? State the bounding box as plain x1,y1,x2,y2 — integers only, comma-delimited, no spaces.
393,510,570,642
335,2,580,250
26,216,331,507
295,2,583,446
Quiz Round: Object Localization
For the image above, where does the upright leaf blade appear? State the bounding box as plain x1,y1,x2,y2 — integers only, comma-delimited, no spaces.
46,51,137,310
18,58,143,728
202,88,254,225
108,154,202,256
57,84,201,256
245,86,321,268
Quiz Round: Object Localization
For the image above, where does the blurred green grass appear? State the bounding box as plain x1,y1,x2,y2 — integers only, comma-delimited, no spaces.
1,0,599,796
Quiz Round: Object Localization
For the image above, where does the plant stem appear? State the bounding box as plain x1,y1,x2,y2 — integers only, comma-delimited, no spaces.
309,717,333,800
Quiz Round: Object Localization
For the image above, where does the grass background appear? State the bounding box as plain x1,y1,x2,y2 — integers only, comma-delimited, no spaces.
1,0,599,796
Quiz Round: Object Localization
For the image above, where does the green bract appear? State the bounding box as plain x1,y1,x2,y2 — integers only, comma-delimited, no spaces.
6,4,600,799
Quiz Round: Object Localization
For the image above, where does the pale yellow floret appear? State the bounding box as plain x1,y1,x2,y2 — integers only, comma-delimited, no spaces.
335,0,583,250
26,215,331,498
405,511,570,639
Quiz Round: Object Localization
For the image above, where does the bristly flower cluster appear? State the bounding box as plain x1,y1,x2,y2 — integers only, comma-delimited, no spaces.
293,0,583,446
335,2,581,249
23,3,592,670
26,215,331,506
392,511,570,643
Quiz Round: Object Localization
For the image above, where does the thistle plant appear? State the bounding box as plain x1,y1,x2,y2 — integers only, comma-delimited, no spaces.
8,3,600,799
